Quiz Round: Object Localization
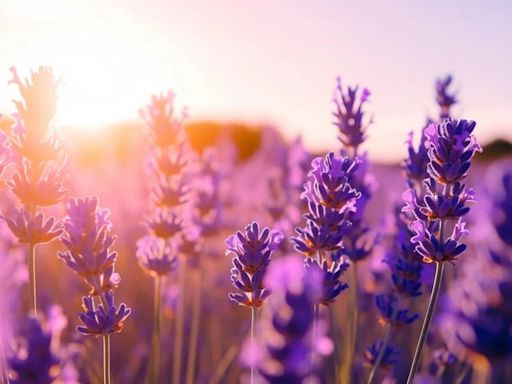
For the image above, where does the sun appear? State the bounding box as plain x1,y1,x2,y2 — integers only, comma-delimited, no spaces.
21,25,171,133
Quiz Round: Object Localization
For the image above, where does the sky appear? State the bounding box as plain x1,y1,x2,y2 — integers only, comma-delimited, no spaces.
0,0,511,161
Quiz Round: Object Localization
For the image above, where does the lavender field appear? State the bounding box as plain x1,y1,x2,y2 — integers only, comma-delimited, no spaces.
0,4,511,383
0,63,510,384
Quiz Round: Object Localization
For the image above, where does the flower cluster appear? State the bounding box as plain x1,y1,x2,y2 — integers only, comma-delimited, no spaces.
226,222,283,308
293,152,359,257
403,118,480,264
246,255,333,383
333,77,372,154
435,75,457,120
59,197,130,336
2,67,67,247
8,317,59,384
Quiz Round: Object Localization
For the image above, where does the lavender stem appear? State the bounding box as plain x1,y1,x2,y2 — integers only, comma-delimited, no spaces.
366,324,392,384
186,268,202,384
406,261,445,384
28,243,37,316
250,305,256,384
172,257,186,384
148,275,162,384
103,334,111,384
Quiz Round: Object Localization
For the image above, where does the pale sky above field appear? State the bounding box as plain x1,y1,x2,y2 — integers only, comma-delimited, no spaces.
0,0,511,161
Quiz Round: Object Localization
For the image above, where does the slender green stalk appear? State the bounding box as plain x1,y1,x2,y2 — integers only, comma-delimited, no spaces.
249,306,256,384
186,269,202,384
172,257,186,384
207,344,238,384
366,324,392,384
147,275,163,384
28,243,37,317
341,262,358,384
406,261,445,384
103,334,111,384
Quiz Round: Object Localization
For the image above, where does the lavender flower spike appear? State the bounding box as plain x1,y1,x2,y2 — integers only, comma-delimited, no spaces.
333,77,372,154
226,222,283,307
58,197,118,295
8,317,59,384
77,292,131,336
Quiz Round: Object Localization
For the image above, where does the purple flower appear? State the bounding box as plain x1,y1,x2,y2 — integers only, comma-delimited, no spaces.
77,292,131,336
136,235,177,276
333,77,372,152
403,122,431,188
293,152,359,257
375,294,418,326
8,317,59,384
304,258,349,305
364,341,398,370
2,209,62,244
424,118,481,185
226,222,283,307
246,255,333,383
58,197,118,295
435,75,457,119
145,209,183,239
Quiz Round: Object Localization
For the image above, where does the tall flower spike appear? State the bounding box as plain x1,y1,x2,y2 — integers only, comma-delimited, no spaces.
58,197,118,295
435,75,457,120
226,222,283,307
333,77,372,153
293,152,359,257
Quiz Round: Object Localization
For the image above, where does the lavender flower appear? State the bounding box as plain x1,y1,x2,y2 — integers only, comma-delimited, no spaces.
403,121,431,190
365,341,398,370
58,197,118,295
226,222,283,307
435,75,457,120
293,152,359,257
77,293,131,336
8,317,59,384
333,77,372,154
136,235,177,276
2,210,62,245
246,255,333,383
304,258,349,306
375,294,418,326
404,118,479,383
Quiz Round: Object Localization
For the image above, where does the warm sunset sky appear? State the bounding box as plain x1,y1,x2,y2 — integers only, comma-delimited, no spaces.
0,0,510,161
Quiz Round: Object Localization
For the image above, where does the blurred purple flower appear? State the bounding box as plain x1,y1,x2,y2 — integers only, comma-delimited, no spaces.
333,77,372,153
304,258,349,306
8,317,59,384
136,235,177,276
246,255,333,383
435,75,457,120
364,341,398,370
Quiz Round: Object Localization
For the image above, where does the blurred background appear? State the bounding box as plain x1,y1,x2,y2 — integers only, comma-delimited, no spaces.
0,0,510,161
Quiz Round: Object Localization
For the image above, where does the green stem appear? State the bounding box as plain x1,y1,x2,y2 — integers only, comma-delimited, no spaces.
103,334,111,384
147,275,162,384
172,257,186,384
186,269,202,384
28,243,37,317
341,262,358,384
406,261,445,384
366,324,392,384
250,306,256,384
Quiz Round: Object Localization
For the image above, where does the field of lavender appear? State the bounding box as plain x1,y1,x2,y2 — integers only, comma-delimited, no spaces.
0,66,510,384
